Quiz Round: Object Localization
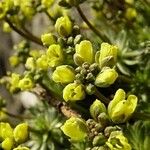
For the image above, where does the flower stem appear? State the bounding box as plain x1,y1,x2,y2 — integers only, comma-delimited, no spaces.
118,75,132,83
45,11,56,23
132,112,150,120
94,87,110,104
5,17,43,46
76,5,111,43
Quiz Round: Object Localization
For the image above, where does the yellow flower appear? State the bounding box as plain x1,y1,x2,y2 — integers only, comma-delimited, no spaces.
99,43,118,69
52,65,75,84
9,56,20,67
63,83,85,102
0,122,13,140
108,89,138,123
61,117,88,141
46,44,63,67
2,138,14,150
55,16,72,37
125,8,137,20
41,0,54,8
41,33,56,47
18,77,34,90
10,73,20,93
25,57,35,70
106,131,131,150
36,54,48,70
13,123,28,143
95,68,118,87
74,40,94,65
13,146,30,150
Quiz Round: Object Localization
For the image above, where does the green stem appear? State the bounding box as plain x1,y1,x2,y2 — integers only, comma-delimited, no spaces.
76,5,111,43
5,17,43,46
94,88,110,104
45,11,56,23
118,75,132,83
132,112,150,120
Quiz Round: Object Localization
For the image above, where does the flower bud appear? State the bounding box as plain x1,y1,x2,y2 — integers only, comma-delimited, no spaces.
74,40,94,65
10,73,20,92
63,83,85,101
41,33,56,47
18,77,34,90
0,122,13,140
104,126,120,137
108,89,138,123
92,133,106,146
55,16,72,37
106,131,131,150
90,99,106,120
3,22,11,33
13,123,28,143
25,57,35,70
99,43,118,69
9,55,20,67
85,83,95,95
95,68,118,87
52,65,75,84
125,8,137,20
61,117,88,141
46,44,63,67
2,138,13,150
36,54,48,70
41,0,54,8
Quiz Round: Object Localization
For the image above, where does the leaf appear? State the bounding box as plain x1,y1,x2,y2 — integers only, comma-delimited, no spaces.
124,121,150,150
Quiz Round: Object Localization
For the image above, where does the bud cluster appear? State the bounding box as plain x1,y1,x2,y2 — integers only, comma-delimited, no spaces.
0,122,29,150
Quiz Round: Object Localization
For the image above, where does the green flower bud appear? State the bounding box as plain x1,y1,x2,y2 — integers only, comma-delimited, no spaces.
95,68,118,87
18,77,34,90
41,33,56,47
99,43,118,69
55,16,72,37
108,89,138,123
125,8,137,20
13,146,29,150
92,133,106,146
52,65,75,84
106,131,131,150
36,54,48,70
25,57,35,70
9,56,20,67
41,0,54,8
63,83,85,101
90,99,106,120
61,117,88,141
46,44,63,67
13,123,28,143
2,138,14,150
0,122,13,140
85,83,95,95
104,126,120,137
74,40,94,65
